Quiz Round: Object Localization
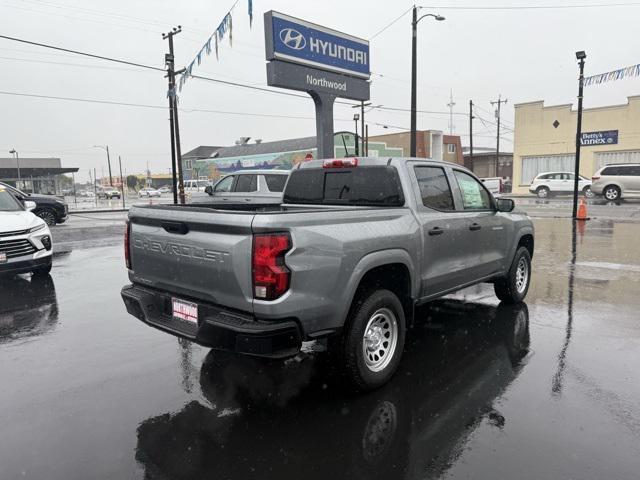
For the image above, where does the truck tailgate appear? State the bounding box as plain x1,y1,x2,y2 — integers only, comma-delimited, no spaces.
128,206,254,313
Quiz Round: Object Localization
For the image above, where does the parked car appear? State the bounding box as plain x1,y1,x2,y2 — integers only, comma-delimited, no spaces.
199,169,290,204
158,185,173,194
528,172,593,198
61,188,73,196
121,157,534,390
480,177,506,196
182,179,211,194
0,186,53,276
590,163,640,201
97,187,121,200
138,188,161,198
0,182,68,226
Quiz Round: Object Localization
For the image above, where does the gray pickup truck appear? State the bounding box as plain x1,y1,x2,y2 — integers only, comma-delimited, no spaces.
121,157,534,390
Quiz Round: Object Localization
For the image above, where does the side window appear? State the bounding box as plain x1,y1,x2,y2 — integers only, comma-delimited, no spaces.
414,166,455,210
628,166,640,176
264,174,287,192
234,174,257,193
453,170,493,210
214,176,234,193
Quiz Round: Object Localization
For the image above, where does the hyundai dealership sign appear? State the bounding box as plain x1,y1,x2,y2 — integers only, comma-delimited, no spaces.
265,11,370,79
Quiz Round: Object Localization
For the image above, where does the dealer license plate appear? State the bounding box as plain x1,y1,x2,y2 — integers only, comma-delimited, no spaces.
0,252,6,263
172,298,198,324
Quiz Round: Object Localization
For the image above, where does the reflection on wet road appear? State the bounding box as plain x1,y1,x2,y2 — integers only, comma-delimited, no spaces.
0,218,639,479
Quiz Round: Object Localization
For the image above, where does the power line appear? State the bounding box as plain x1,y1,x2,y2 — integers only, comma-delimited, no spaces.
369,6,413,39
0,34,163,71
422,2,640,10
0,90,354,122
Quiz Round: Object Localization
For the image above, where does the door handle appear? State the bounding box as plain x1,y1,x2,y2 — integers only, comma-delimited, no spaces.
428,226,444,236
469,223,482,231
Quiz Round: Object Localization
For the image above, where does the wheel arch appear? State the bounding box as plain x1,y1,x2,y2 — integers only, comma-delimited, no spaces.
341,250,417,328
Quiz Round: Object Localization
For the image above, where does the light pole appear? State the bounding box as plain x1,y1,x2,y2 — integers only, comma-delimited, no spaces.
353,113,360,155
572,51,586,220
93,145,113,186
410,7,445,157
9,149,21,189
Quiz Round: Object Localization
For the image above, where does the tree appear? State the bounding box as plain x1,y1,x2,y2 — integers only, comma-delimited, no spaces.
126,175,139,190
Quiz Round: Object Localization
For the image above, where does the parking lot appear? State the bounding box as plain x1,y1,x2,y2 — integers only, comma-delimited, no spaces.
1,216,639,479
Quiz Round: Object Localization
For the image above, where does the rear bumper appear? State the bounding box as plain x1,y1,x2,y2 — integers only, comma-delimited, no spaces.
121,284,302,358
0,254,52,275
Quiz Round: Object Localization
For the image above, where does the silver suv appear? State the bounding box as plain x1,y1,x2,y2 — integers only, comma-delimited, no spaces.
591,164,640,201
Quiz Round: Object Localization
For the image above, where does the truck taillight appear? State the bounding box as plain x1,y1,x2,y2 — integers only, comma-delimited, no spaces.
124,220,131,270
323,158,358,168
252,233,291,300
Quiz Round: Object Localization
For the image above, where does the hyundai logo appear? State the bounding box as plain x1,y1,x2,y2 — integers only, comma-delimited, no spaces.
279,28,306,50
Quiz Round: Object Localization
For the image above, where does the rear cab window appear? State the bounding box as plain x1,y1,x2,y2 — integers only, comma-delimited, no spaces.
283,166,404,206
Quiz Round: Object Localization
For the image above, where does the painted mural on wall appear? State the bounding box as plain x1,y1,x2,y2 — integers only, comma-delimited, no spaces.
187,136,404,180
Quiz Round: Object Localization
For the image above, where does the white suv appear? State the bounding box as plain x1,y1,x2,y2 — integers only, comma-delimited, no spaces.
591,164,640,201
529,172,593,198
0,187,53,276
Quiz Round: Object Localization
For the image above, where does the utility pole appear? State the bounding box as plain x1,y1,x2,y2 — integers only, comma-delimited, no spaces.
164,26,185,204
410,7,445,157
490,95,507,177
9,149,21,189
447,89,456,134
106,146,113,186
352,102,372,156
469,100,474,170
118,155,125,209
573,51,587,220
410,6,418,157
353,113,360,155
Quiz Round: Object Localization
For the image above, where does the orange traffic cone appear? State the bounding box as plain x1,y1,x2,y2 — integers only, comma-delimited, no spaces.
576,198,590,221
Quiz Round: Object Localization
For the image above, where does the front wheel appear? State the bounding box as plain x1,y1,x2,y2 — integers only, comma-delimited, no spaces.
339,289,406,391
494,247,532,304
36,209,57,226
32,261,52,277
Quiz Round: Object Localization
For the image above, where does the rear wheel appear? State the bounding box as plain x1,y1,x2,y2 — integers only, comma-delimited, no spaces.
536,186,550,199
582,186,594,198
339,289,406,391
494,247,531,304
603,185,621,201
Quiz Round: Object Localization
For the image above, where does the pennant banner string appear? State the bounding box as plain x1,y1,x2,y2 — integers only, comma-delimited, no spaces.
178,0,253,92
584,63,640,86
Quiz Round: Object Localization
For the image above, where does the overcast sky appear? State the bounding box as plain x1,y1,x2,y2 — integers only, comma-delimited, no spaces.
1,0,639,181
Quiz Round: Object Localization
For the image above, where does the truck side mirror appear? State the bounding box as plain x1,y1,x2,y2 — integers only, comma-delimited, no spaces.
204,185,214,196
496,198,515,213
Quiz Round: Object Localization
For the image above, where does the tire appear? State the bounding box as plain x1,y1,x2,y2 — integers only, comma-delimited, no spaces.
32,260,52,277
494,247,531,304
36,209,57,226
603,185,621,201
536,186,550,199
339,289,406,391
582,186,594,198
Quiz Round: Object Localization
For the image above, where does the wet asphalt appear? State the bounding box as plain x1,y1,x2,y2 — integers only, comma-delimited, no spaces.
1,217,639,479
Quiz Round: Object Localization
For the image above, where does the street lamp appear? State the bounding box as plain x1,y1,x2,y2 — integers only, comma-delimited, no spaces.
353,113,360,156
93,145,113,186
410,7,445,157
572,51,587,220
9,149,21,190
